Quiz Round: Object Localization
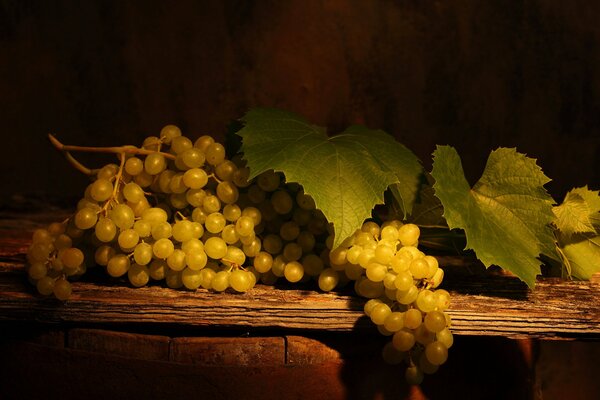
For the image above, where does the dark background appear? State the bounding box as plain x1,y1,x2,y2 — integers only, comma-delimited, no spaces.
1,0,599,204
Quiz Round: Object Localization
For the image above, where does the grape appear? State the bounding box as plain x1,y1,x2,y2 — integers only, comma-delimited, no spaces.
436,328,454,349
302,254,324,276
160,124,181,143
216,181,239,204
152,221,172,240
181,148,205,169
107,254,130,277
165,269,183,288
392,329,415,352
318,268,339,291
374,244,394,264
205,213,226,234
383,312,405,332
398,223,420,247
425,341,448,365
415,289,437,313
282,242,302,261
149,259,167,280
200,268,217,289
271,190,293,214
435,289,451,310
128,264,150,287
204,237,227,259
205,143,226,166
186,249,208,271
284,261,304,283
396,285,418,305
144,153,167,175
257,170,280,192
36,276,55,296
394,272,414,293
203,195,221,214
241,207,262,226
253,251,273,273
171,135,193,154
28,262,47,280
90,179,113,202
215,160,237,181
60,247,84,269
414,324,436,345
370,303,392,325
248,185,266,204
211,270,230,292
409,258,429,280
118,229,140,250
53,278,72,300
110,204,135,229
223,204,242,222
366,262,387,282
229,269,251,292
182,267,203,290
295,191,315,210
224,246,246,267
405,366,424,385
153,238,175,259
235,216,254,237
380,225,399,242
74,207,98,230
167,249,187,271
194,135,214,151
125,157,144,176
183,168,208,189
242,238,261,257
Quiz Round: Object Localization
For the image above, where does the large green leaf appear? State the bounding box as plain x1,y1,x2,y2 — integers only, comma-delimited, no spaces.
237,108,422,248
553,186,600,236
430,146,556,288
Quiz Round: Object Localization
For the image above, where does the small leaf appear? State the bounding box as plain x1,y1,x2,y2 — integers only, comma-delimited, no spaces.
553,186,600,235
237,108,422,248
431,146,556,288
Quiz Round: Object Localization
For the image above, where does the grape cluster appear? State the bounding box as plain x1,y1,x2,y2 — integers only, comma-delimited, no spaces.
26,125,452,385
327,221,452,384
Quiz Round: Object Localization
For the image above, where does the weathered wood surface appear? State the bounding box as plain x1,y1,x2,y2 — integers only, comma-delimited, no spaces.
1,209,600,339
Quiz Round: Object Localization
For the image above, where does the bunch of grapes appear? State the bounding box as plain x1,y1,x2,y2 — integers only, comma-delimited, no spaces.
25,124,452,385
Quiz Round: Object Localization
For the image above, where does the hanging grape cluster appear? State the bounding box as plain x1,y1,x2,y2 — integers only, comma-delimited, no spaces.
26,125,452,384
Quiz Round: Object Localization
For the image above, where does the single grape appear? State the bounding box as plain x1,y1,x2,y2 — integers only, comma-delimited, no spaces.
159,124,182,143
181,267,203,290
370,303,392,325
284,261,304,283
107,254,130,277
425,341,448,365
405,365,424,385
128,264,150,287
398,223,420,247
392,329,415,352
53,278,72,300
153,238,175,259
204,237,227,259
318,268,339,291
60,247,84,269
229,269,251,292
74,207,98,230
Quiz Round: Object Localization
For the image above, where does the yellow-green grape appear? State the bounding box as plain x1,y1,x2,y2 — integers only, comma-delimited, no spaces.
396,244,421,259
398,223,420,247
153,238,175,259
271,190,293,214
93,245,114,266
48,222,66,236
107,254,130,277
118,229,140,251
150,223,170,242
132,242,152,265
169,173,187,194
431,268,445,289
434,289,451,310
95,217,117,242
253,251,273,273
223,204,241,222
424,311,447,333
200,268,217,289
28,262,47,280
231,166,250,188
257,170,280,192
52,234,71,251
318,268,339,291
292,208,311,226
419,353,440,375
134,171,154,188
186,189,206,207
166,249,187,271
90,178,113,202
436,328,454,349
185,249,208,271
32,228,53,244
380,225,399,242
396,285,419,305
363,298,383,317
165,268,183,289
160,124,181,144
205,142,226,166
302,254,324,277
390,253,411,273
204,237,227,259
60,247,84,269
284,261,304,283
27,243,52,263
358,249,375,268
261,234,282,255
416,289,437,313
110,204,135,230
36,276,55,296
394,271,413,292
194,134,214,151
216,181,239,204
221,225,239,244
211,270,230,292
381,341,405,365
361,221,380,239
170,135,192,154
133,220,152,238
223,246,246,267
404,308,422,329
229,269,251,292
149,259,167,280
142,207,168,226
383,272,397,290
241,207,262,226
183,168,208,189
202,194,221,214
125,157,144,176
296,191,315,210
346,246,362,265
142,136,161,151
270,255,286,277
205,212,226,234
374,244,394,264
409,258,429,280
423,255,439,278
172,220,194,242
215,160,237,181
282,242,302,262
329,247,347,266
296,231,315,253
370,303,392,325
181,148,205,169
235,216,254,237
50,258,64,272
181,238,204,253
378,324,394,337
425,341,448,366
414,324,436,345
356,277,385,299
128,264,150,287
405,365,424,385
366,262,387,282
383,311,405,332
344,262,363,280
392,329,415,352
158,170,176,193
144,153,167,175
122,182,144,203
242,238,261,257
181,267,203,290
53,278,72,300
74,207,98,230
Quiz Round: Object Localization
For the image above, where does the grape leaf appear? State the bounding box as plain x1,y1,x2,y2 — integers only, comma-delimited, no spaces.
557,232,600,280
553,186,600,236
237,108,422,248
430,146,556,288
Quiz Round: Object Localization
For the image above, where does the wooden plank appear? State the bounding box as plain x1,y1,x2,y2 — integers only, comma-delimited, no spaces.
171,337,285,365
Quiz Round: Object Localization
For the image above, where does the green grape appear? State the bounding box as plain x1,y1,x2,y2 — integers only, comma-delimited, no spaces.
110,204,135,230
374,244,394,264
27,243,52,263
416,289,437,313
142,136,161,150
383,311,405,332
392,329,415,352
425,341,448,365
216,181,239,204
296,231,315,253
434,289,451,310
242,237,261,257
409,258,429,280
153,238,175,259
90,178,113,202
149,259,167,280
370,303,392,325
132,242,152,265
183,168,208,189
118,229,140,250
232,166,251,188
398,223,420,247
133,220,152,238
215,160,237,181
253,251,273,273
424,255,439,278
403,307,423,329
60,247,84,269
390,253,411,273
134,171,154,188
394,271,413,292
170,135,192,154
151,221,172,240
165,268,183,288
235,216,254,237
257,170,280,192
431,268,444,289
361,221,380,239
194,135,214,151
224,246,246,267
377,324,393,337
142,207,168,226
357,249,375,268
144,153,167,175
36,276,55,296
203,195,221,214
271,190,293,214
284,261,304,283
181,238,204,253
181,267,203,290
204,237,227,259
205,212,226,234
74,207,98,230
292,208,311,226
169,173,187,194
52,234,70,251
381,341,405,365
185,249,208,270
355,277,385,299
282,242,302,262
223,204,241,222
396,285,418,305
200,268,217,289
419,353,439,375
424,311,447,333
121,182,144,203
346,245,362,265
436,328,454,349
366,262,387,282
229,269,251,292
382,272,397,290
344,262,363,280
271,255,286,277
302,254,324,277
211,270,230,292
241,207,261,226
205,143,226,166
380,225,399,242
128,264,150,287
295,191,315,210
328,247,347,266
191,207,208,224
48,222,66,236
363,299,384,318
160,124,181,144
158,170,176,193
53,278,72,300
28,262,47,280
125,157,144,176
167,249,187,271
405,365,424,385
221,225,239,244
107,254,130,277
318,268,339,291
181,148,206,169
414,324,436,345
171,220,193,242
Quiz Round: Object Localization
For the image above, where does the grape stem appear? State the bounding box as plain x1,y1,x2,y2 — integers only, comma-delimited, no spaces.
48,134,177,161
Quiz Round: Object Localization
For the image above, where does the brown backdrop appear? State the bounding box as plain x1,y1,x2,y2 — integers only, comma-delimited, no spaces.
1,0,599,204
